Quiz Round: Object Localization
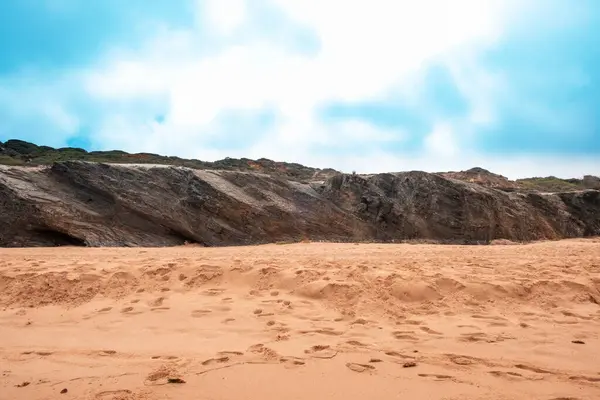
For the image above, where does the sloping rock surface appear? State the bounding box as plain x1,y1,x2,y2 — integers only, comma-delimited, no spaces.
439,167,519,191
0,162,598,247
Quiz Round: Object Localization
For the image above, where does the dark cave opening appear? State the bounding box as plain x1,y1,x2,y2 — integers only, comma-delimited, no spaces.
168,229,203,246
32,229,87,247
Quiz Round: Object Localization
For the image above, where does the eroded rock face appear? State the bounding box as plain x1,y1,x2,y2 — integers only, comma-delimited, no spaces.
0,162,598,247
319,172,599,243
583,175,600,190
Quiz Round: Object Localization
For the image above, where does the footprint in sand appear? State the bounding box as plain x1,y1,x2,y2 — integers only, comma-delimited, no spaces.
280,356,306,368
471,314,508,322
457,324,479,329
568,375,600,382
149,297,165,307
98,307,112,313
151,355,179,360
548,398,583,400
392,331,419,341
346,363,375,373
218,351,244,357
203,288,226,296
29,351,53,356
404,320,424,326
459,332,513,343
552,320,579,325
561,311,593,320
514,364,553,374
145,364,184,385
304,345,338,359
420,327,442,335
94,390,133,399
418,373,454,380
384,351,417,363
202,356,230,366
347,340,368,347
488,370,525,380
276,334,290,342
446,354,484,366
247,344,279,360
121,307,134,313
299,328,343,336
488,321,510,327
191,309,212,318
384,351,403,357
261,299,281,305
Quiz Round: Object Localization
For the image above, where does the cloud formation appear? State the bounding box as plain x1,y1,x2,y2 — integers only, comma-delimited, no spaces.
0,0,598,178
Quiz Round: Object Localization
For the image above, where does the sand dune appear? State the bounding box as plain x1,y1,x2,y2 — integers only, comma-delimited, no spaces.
1,239,600,399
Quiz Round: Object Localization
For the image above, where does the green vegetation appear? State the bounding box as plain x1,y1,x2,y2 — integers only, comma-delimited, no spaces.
0,139,210,167
2,139,596,192
0,139,335,183
516,177,583,192
0,154,25,166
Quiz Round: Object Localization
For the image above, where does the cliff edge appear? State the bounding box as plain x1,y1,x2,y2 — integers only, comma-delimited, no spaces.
1,161,598,247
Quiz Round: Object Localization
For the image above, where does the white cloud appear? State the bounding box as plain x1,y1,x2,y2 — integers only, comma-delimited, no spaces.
40,103,80,134
424,123,457,157
3,0,597,179
0,73,81,145
201,0,248,35
82,0,523,150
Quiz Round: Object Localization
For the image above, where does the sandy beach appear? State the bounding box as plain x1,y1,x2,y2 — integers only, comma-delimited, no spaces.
1,239,599,400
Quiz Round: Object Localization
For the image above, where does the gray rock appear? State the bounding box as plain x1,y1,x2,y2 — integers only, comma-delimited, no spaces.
0,162,598,247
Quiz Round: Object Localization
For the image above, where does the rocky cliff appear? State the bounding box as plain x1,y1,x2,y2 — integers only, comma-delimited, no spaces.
1,161,598,247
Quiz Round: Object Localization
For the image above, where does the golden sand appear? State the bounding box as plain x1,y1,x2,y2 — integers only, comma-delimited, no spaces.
1,239,599,399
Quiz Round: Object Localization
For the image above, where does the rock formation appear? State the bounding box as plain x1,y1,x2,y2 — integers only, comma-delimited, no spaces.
439,167,519,191
1,161,598,247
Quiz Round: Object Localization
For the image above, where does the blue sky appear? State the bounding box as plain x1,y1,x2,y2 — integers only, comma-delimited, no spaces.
0,0,598,178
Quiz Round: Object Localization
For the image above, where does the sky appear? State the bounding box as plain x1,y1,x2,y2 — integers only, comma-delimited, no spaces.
0,0,599,179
